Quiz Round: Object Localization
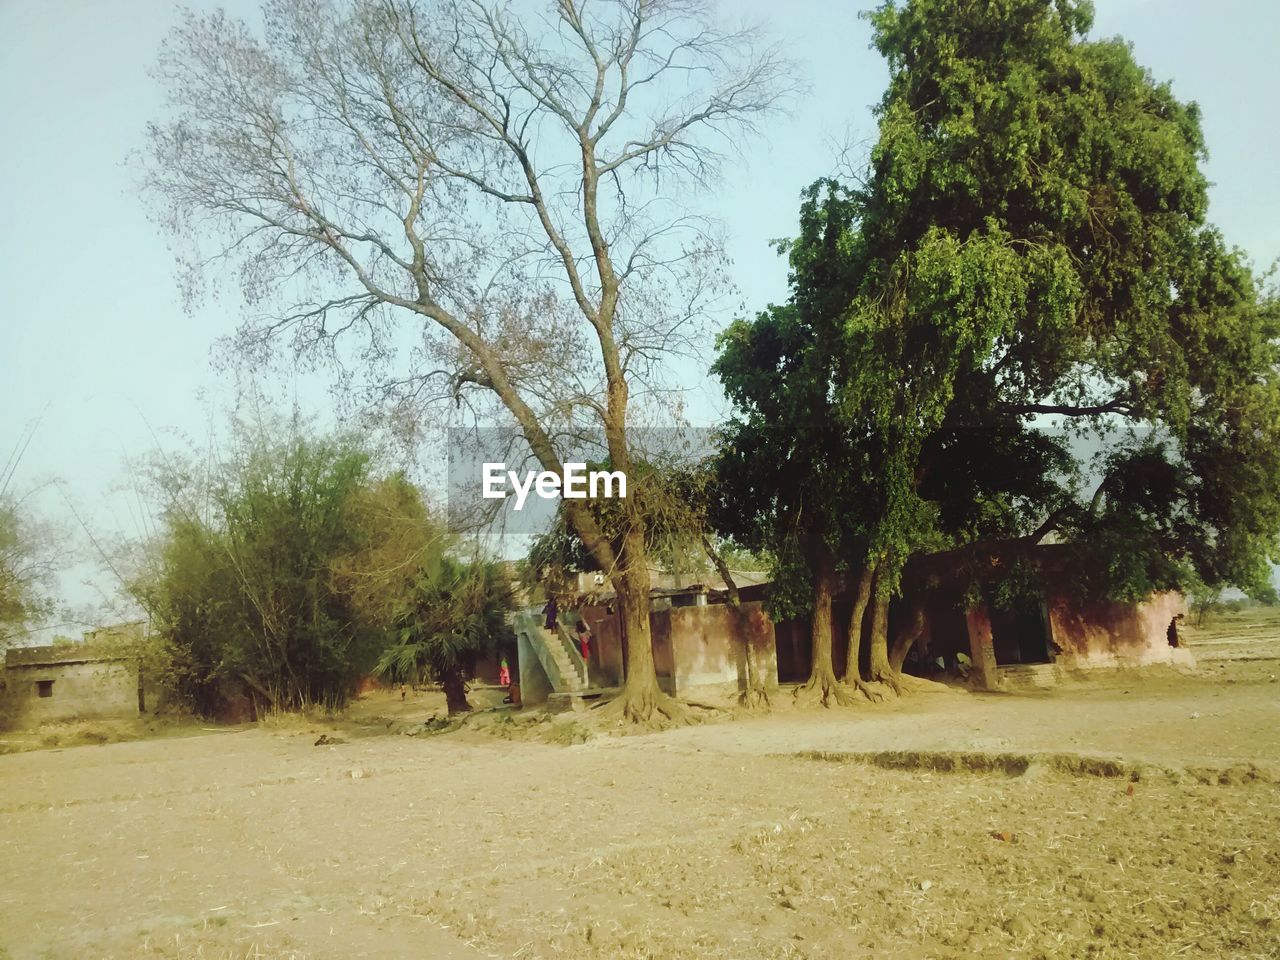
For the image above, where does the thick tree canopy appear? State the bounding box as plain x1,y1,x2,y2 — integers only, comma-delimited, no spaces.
715,0,1280,694
850,0,1280,600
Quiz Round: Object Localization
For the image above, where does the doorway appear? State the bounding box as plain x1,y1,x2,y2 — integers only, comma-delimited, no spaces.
990,597,1051,665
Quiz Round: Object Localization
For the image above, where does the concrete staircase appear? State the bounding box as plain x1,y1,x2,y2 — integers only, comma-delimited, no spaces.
510,607,588,693
510,607,603,710
541,624,587,691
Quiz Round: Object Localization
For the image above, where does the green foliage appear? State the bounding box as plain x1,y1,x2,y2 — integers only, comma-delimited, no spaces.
135,420,519,717
526,457,723,589
334,474,514,706
372,556,513,689
716,0,1280,610
712,184,871,617
528,513,598,588
135,422,385,714
850,0,1280,599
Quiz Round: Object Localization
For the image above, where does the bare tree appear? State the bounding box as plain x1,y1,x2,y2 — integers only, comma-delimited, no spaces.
1,423,64,647
145,0,793,722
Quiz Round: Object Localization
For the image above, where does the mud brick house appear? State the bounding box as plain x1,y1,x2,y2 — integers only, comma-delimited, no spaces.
1,624,145,724
512,548,1188,706
511,576,776,707
887,544,1192,690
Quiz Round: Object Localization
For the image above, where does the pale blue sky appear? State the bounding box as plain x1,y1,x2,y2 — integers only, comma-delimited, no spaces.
2,0,1278,625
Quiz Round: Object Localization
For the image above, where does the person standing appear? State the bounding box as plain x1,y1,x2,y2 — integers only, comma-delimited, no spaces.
542,595,558,630
575,618,592,663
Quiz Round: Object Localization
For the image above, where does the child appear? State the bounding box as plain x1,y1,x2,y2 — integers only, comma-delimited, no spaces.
575,618,592,663
498,657,511,687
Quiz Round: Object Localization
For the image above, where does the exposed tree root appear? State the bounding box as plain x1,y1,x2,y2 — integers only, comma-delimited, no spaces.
845,675,886,703
868,668,904,698
896,673,953,693
865,670,952,698
595,684,709,729
793,672,865,708
739,682,772,711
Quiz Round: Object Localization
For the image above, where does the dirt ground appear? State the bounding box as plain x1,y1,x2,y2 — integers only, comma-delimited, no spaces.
1,616,1278,959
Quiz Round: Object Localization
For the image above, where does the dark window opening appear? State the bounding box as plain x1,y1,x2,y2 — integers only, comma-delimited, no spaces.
36,679,54,698
991,598,1052,666
773,620,810,684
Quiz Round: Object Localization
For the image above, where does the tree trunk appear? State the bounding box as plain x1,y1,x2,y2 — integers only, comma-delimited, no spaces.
701,533,769,709
241,672,278,710
441,667,471,716
868,579,903,696
739,621,770,709
842,563,883,702
890,602,926,674
795,540,859,707
599,524,690,725
887,598,950,693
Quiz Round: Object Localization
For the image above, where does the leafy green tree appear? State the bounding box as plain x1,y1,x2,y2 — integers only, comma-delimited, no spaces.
718,0,1280,695
713,186,902,704
852,0,1280,636
333,474,514,715
135,421,384,714
373,556,513,716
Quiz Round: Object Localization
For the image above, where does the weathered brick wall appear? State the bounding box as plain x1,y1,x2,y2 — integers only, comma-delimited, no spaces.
1,661,139,724
1046,590,1190,667
662,600,779,697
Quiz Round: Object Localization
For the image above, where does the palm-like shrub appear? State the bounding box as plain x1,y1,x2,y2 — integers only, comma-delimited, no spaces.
374,556,513,714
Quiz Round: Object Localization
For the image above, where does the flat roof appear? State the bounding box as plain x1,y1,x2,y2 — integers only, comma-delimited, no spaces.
4,645,122,668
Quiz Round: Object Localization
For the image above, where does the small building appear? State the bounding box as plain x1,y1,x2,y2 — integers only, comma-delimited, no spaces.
512,549,1189,705
512,573,775,706
1,627,144,725
890,545,1192,690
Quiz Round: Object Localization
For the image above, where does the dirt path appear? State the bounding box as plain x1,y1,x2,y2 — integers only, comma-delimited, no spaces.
1,671,1278,959
643,670,1280,769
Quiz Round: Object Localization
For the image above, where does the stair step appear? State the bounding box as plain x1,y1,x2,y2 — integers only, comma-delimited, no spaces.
528,627,587,691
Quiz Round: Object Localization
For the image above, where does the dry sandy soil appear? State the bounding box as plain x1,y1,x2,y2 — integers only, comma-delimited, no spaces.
1,615,1278,960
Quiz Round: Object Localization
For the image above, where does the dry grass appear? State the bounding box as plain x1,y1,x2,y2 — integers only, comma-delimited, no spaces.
138,937,309,960
0,717,164,753
4,647,1280,958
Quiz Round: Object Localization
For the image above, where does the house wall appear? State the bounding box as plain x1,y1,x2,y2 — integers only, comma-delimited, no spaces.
573,602,679,693
514,598,778,701
2,660,139,724
515,581,1188,704
661,601,779,698
1046,590,1191,667
648,611,677,695
576,604,626,687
